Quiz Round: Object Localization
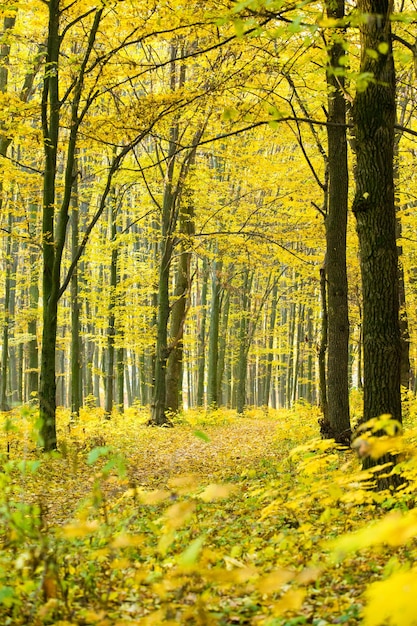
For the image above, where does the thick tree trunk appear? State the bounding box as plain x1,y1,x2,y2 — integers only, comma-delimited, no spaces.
352,0,402,487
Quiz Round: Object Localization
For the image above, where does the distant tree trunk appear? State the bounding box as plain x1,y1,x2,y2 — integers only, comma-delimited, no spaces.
1,217,12,411
352,0,402,487
70,161,82,419
236,270,252,415
218,289,230,405
207,258,223,408
105,199,118,419
321,0,351,444
150,146,176,425
196,258,209,407
165,188,194,414
117,346,124,411
27,207,40,402
262,279,279,408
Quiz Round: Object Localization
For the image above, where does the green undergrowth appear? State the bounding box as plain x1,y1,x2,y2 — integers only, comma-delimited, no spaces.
1,402,417,625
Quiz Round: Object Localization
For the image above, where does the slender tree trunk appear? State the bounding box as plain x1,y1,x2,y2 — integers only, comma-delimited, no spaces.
1,217,12,411
105,200,118,419
207,258,222,408
196,258,208,406
70,159,82,419
262,279,279,408
218,289,230,405
322,0,351,443
318,267,328,419
165,189,194,414
236,270,252,415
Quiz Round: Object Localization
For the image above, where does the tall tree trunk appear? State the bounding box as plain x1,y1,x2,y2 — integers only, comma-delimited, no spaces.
196,258,209,406
207,258,223,408
322,0,351,444
27,206,40,402
165,189,194,414
70,159,82,419
105,200,118,419
1,216,12,411
262,279,279,408
218,289,230,405
318,267,328,420
352,0,402,486
236,270,252,415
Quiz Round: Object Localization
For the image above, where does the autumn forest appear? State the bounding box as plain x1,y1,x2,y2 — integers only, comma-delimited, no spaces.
1,0,417,624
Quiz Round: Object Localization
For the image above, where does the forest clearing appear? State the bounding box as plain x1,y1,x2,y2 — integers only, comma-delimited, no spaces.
1,402,417,625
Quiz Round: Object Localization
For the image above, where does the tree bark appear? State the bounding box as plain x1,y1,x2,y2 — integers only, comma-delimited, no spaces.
322,0,351,444
207,258,222,408
352,0,402,487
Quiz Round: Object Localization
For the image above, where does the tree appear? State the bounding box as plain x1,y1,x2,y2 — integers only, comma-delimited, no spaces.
321,0,351,444
352,0,402,483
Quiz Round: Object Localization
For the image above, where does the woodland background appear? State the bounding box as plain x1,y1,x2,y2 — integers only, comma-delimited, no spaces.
1,0,416,430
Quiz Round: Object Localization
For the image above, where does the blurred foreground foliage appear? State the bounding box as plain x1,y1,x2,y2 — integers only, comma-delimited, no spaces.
1,401,417,625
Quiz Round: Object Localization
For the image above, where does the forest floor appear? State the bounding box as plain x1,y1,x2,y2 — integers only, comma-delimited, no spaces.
0,402,417,625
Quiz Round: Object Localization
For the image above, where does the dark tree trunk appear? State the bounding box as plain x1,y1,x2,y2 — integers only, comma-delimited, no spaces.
207,258,222,408
196,258,209,407
70,160,82,419
105,200,118,419
262,279,279,408
352,0,402,487
322,0,351,444
165,189,194,414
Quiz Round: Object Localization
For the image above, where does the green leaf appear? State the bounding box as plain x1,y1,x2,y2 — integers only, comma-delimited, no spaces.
178,535,205,568
87,446,110,465
194,430,210,442
0,587,15,607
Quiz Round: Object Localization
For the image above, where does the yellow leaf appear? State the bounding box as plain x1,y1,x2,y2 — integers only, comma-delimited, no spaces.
61,520,99,538
167,473,200,493
110,533,145,548
257,569,295,595
271,589,306,615
363,568,417,626
199,484,236,502
331,510,417,560
165,501,196,530
296,567,322,585
137,489,172,505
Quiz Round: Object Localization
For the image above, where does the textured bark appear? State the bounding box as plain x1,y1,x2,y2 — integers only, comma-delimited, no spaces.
262,279,278,408
196,259,209,407
165,190,194,414
318,267,328,420
70,162,82,419
352,0,402,487
322,0,351,444
104,202,118,419
207,259,222,408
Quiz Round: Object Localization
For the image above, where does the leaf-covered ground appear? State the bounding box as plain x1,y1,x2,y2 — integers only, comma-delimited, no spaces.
1,403,417,625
